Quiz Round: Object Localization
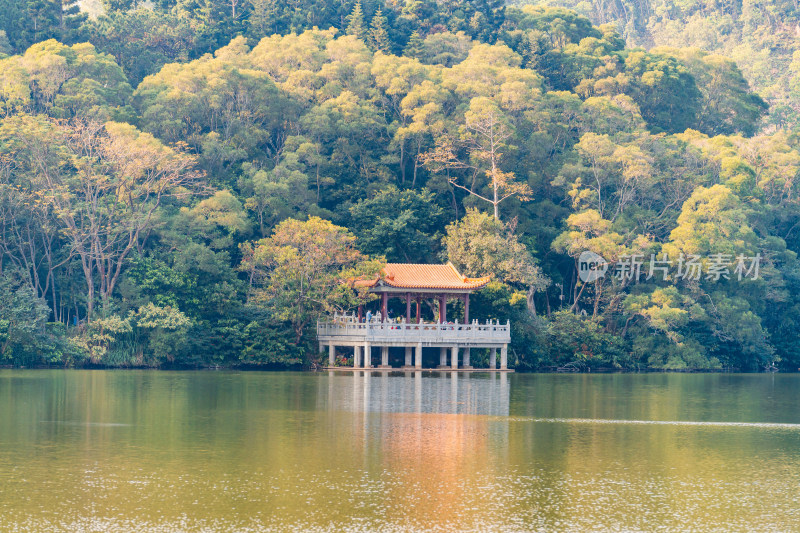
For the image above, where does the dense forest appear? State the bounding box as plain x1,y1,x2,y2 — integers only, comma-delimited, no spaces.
511,0,800,131
0,0,799,371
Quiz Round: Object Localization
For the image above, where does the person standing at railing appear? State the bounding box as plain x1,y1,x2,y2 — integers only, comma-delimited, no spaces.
366,310,372,323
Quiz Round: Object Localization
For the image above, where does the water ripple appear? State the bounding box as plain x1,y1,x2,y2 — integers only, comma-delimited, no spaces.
507,417,800,429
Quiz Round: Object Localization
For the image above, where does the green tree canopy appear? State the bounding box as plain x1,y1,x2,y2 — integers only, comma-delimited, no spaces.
349,186,445,263
241,217,383,344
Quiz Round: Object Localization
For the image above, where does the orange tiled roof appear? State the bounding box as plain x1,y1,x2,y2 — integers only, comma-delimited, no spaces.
359,262,491,291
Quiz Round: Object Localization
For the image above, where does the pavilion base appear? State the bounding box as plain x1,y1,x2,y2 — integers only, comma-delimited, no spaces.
318,317,512,374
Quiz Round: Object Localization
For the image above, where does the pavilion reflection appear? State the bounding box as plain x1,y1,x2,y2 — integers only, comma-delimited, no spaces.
323,370,509,416
320,370,511,526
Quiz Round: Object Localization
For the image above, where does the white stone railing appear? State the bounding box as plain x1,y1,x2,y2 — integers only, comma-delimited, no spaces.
317,314,511,344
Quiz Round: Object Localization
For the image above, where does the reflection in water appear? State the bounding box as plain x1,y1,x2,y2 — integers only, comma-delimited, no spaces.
322,370,509,415
511,416,800,429
321,371,513,529
1,370,799,532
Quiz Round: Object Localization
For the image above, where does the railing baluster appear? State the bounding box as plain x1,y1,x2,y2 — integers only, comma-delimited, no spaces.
318,317,510,343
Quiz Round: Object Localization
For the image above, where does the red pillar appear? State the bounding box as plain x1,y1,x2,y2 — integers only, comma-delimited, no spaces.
464,293,470,323
439,294,447,323
405,293,411,323
381,292,388,321
416,295,422,324
358,305,363,322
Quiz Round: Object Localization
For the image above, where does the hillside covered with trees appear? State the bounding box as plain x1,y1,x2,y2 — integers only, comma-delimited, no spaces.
0,0,799,371
512,0,800,131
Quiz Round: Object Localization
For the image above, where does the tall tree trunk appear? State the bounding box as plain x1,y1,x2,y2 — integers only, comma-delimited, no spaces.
399,141,406,184
526,285,536,315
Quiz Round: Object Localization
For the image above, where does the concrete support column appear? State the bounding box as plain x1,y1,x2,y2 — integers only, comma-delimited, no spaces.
439,347,447,368
380,346,390,368
328,344,335,367
319,342,324,354
490,347,497,369
415,342,423,369
404,346,412,367
353,345,361,368
501,344,508,370
363,343,371,368
462,347,471,369
451,345,459,369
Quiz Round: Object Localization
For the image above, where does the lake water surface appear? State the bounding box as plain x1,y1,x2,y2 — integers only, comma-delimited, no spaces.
1,370,799,532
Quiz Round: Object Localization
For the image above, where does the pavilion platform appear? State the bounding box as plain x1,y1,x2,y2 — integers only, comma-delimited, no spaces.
317,316,512,371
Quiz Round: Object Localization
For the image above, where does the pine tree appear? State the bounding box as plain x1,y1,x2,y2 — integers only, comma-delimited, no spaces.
25,0,61,45
102,0,135,11
248,0,279,39
0,30,11,55
0,0,24,52
369,8,391,53
469,0,505,41
403,30,424,58
346,1,367,41
60,0,87,42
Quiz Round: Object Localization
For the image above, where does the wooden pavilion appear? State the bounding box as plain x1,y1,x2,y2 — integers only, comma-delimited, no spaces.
317,263,512,371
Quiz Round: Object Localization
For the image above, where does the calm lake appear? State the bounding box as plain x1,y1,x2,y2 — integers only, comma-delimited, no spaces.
1,370,799,532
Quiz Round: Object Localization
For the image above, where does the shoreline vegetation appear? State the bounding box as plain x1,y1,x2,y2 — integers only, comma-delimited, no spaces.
1,1,800,372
